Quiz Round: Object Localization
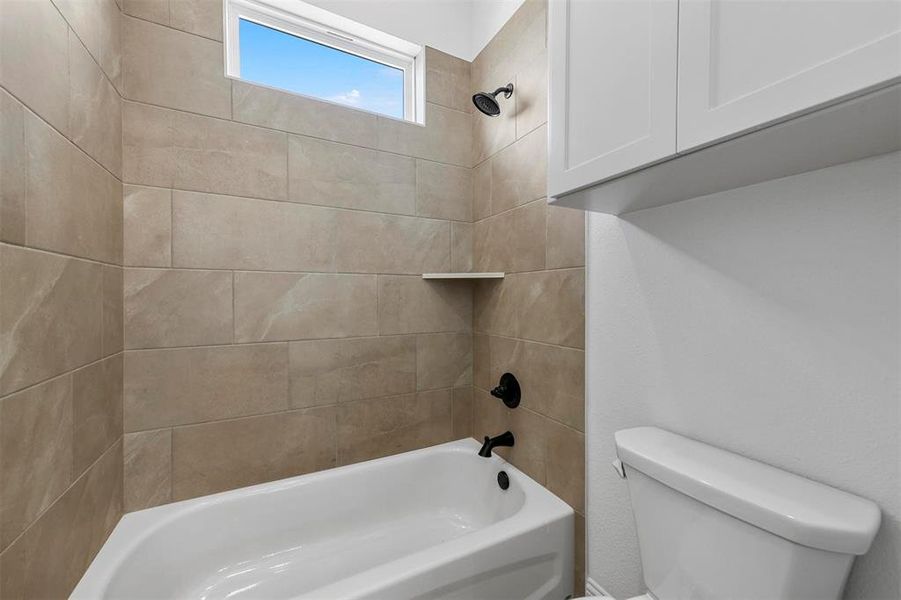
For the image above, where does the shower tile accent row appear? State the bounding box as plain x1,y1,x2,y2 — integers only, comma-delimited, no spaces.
469,1,587,594
0,0,125,596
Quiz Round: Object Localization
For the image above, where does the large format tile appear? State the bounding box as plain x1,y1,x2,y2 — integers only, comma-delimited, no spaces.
451,222,473,272
546,205,585,269
122,0,169,25
172,191,337,271
69,31,122,177
124,185,172,267
377,103,471,167
288,135,416,214
472,388,548,484
514,48,547,138
234,272,378,342
0,441,121,599
489,336,584,430
517,269,584,348
233,81,379,147
473,333,490,391
337,390,453,465
416,333,472,390
98,0,122,90
0,245,102,395
289,336,416,408
124,429,172,512
122,101,174,188
334,211,450,275
474,199,546,273
54,0,103,61
169,0,223,41
452,386,474,440
546,420,585,512
124,268,233,349
101,265,124,356
124,344,288,431
72,355,123,476
171,407,336,500
471,91,515,165
25,111,123,264
0,0,70,134
471,0,546,96
490,125,547,214
0,90,26,244
425,47,471,113
378,276,472,335
416,160,472,221
472,158,492,221
0,376,73,550
123,16,230,118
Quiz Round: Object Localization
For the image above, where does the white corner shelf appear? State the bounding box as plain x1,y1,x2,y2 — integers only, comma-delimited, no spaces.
421,272,505,280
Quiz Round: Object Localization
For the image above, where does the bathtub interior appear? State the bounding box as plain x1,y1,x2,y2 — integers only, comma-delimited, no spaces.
101,444,531,599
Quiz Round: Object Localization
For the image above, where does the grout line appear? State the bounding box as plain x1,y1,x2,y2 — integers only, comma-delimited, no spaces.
0,351,125,403
0,241,124,270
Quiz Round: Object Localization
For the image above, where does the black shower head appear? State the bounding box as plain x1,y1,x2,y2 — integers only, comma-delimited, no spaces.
472,84,514,116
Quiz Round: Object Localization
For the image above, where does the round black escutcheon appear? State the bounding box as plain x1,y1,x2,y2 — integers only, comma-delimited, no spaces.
497,471,510,490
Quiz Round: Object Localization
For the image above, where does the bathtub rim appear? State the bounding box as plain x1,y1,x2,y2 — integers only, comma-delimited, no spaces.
72,437,574,599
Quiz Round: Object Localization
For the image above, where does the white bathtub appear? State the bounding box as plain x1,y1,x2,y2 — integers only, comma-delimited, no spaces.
72,438,574,599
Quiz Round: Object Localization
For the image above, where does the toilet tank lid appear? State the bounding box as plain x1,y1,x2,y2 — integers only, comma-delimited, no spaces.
615,427,881,555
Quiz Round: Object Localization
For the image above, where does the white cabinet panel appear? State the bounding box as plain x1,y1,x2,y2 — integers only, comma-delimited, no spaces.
548,0,678,198
678,0,901,151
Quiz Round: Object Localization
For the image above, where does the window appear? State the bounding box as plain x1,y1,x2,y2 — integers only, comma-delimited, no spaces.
225,0,425,123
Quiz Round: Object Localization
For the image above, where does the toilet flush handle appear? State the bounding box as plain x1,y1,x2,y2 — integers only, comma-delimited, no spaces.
611,458,626,479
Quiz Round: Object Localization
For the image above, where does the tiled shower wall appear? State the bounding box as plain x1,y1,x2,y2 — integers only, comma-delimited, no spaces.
0,0,125,596
470,0,587,591
117,0,476,509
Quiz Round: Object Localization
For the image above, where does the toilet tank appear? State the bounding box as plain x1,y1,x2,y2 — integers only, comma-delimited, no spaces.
616,427,881,600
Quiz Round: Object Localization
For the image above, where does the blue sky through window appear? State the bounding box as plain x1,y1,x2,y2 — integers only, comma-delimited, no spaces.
239,19,404,119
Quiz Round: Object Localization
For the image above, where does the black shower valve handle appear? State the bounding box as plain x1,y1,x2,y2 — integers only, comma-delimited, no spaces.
490,372,521,409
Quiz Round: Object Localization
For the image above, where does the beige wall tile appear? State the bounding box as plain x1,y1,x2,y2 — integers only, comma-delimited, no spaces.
123,16,230,118
233,80,379,148
171,109,288,200
472,0,546,95
0,441,121,599
0,90,26,245
378,276,472,335
169,0,222,41
451,222,473,273
69,32,122,177
514,48,547,139
517,268,584,348
234,272,378,342
172,191,337,271
0,376,73,550
337,390,453,465
0,0,70,134
124,185,172,267
416,333,472,390
473,277,521,339
101,265,124,356
416,160,472,221
546,420,584,512
124,343,288,430
490,124,547,214
122,0,168,25
377,103,471,167
124,268,233,349
471,90,515,165
472,159,491,221
55,0,103,61
72,354,123,475
547,205,585,269
489,336,584,431
171,407,336,500
472,388,547,484
474,199,546,273
335,211,450,275
124,429,171,511
123,101,174,188
289,135,415,214
25,111,123,264
288,336,416,408
452,386,474,439
473,333,490,391
0,245,102,395
425,47,471,113
98,0,122,90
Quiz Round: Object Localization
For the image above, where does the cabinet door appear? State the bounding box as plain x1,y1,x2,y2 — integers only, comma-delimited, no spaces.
678,0,901,152
548,0,678,199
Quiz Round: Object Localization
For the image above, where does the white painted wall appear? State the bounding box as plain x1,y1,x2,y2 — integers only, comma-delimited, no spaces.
586,152,900,599
304,0,525,60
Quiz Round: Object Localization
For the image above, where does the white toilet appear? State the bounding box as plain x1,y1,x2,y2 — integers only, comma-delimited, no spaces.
574,427,881,600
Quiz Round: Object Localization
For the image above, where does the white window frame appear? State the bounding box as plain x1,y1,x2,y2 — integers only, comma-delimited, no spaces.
225,0,425,123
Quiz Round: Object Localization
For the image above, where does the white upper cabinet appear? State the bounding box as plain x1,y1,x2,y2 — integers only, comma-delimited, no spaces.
677,0,901,151
548,0,679,198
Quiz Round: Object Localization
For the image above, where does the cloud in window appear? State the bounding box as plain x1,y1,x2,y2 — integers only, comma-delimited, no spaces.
329,89,362,105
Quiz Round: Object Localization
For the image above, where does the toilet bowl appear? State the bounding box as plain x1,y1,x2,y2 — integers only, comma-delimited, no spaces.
575,427,881,600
